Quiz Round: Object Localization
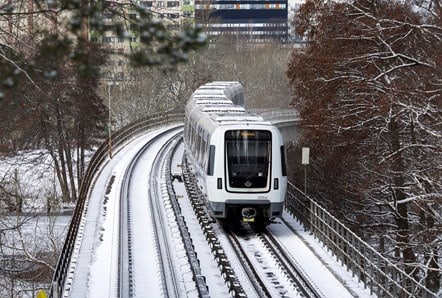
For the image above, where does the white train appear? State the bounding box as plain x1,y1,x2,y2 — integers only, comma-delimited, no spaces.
184,81,287,224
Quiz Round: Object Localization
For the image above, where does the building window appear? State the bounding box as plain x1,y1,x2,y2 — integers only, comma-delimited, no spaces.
103,36,113,43
139,1,153,7
130,23,138,31
102,13,113,20
46,0,58,9
167,24,180,31
167,1,179,7
103,24,114,31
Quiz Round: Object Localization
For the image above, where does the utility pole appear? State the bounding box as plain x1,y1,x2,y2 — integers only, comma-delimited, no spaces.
108,82,113,159
301,147,310,230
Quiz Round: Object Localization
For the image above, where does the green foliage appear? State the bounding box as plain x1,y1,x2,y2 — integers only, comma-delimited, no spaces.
0,0,207,99
102,4,206,67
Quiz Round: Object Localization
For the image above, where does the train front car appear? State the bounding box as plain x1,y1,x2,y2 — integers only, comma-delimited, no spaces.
184,81,287,225
207,125,287,224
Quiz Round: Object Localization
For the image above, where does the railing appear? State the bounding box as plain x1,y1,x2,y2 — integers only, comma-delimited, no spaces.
51,111,438,298
50,113,184,298
249,108,300,126
49,109,300,297
285,182,438,298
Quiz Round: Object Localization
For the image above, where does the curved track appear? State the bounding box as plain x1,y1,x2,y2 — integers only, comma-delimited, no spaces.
58,123,360,298
118,128,191,297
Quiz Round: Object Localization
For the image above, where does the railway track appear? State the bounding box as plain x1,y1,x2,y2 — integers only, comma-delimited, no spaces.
118,127,207,297
57,124,350,298
259,231,324,298
225,224,324,298
52,112,427,298
181,153,325,298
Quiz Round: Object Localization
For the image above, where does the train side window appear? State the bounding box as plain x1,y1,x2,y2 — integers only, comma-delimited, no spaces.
280,146,287,177
207,145,216,176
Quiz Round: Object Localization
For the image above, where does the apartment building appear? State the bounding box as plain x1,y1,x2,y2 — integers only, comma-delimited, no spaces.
1,0,304,54
1,0,306,82
96,0,305,49
0,0,62,52
194,0,289,43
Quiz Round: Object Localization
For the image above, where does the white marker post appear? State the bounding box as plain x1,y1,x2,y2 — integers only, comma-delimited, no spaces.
301,147,310,230
301,147,309,195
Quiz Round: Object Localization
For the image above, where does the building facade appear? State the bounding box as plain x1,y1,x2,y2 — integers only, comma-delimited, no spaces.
195,0,289,43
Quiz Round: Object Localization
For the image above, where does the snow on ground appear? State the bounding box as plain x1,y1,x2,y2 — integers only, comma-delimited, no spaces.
66,132,153,297
0,150,58,211
75,127,375,297
0,214,71,255
172,142,374,297
0,149,94,212
278,215,375,297
3,125,378,297
171,145,232,297
66,125,182,297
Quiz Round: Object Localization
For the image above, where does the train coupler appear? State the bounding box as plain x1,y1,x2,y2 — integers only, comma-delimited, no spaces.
241,207,257,223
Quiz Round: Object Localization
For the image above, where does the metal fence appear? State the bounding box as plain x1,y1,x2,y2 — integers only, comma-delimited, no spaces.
285,182,438,298
50,111,437,298
249,108,300,125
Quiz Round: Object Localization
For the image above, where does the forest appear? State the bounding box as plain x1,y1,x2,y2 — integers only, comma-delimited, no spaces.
0,0,440,296
287,0,441,292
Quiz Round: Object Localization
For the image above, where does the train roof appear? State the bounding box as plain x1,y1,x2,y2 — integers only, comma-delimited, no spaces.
193,89,226,96
186,81,271,129
192,94,229,99
195,100,233,106
201,106,245,113
204,81,241,86
190,81,244,106
209,113,268,124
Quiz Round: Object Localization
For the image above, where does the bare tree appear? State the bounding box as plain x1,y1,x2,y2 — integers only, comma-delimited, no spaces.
0,1,207,295
0,37,108,203
105,35,293,125
0,0,206,99
287,0,441,290
0,212,67,297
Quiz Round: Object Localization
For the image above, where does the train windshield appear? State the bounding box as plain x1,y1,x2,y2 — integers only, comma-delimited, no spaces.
225,130,271,191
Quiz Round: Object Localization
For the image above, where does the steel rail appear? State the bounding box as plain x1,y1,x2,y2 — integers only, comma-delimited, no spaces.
226,224,323,298
181,155,248,298
119,126,207,297
50,108,438,298
118,129,179,297
225,230,272,298
148,129,184,297
259,231,324,298
50,113,183,298
49,109,300,298
164,138,210,298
